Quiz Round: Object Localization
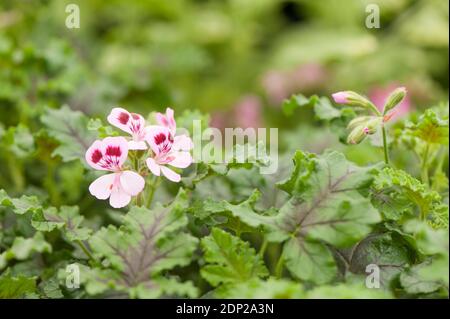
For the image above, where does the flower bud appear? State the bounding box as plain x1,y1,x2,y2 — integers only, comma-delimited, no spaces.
347,116,372,131
382,87,407,115
347,125,368,144
332,91,380,115
364,117,382,135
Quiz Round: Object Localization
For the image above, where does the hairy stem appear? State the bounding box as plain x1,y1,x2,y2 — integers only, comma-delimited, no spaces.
382,125,390,165
421,143,430,186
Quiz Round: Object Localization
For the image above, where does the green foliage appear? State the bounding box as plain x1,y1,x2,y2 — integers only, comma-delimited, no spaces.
200,227,268,287
372,167,448,228
0,271,37,298
0,232,51,270
0,0,448,299
270,151,381,283
41,105,96,162
81,190,198,298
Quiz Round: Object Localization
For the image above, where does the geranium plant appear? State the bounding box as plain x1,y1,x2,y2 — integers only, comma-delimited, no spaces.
1,86,448,299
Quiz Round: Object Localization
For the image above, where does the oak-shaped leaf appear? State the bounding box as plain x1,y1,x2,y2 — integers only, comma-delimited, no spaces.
41,105,96,162
31,206,92,241
82,189,198,298
0,189,42,215
200,227,268,287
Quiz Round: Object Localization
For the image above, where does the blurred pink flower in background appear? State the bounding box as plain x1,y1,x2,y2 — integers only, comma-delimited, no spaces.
233,95,263,129
262,71,288,106
369,84,412,120
262,63,327,106
210,95,263,131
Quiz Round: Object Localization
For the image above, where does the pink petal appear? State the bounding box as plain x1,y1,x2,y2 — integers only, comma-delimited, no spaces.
332,92,348,104
166,107,176,132
146,157,161,176
160,166,181,182
145,125,172,156
155,112,169,127
168,151,192,168
107,108,133,134
102,136,129,168
155,107,176,134
88,173,116,200
128,140,147,150
173,135,193,151
120,170,145,196
109,188,132,208
86,140,109,171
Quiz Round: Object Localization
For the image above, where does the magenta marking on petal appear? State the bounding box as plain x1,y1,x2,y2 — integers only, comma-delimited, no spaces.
154,133,166,145
91,149,103,163
118,112,130,125
131,113,140,120
105,146,122,157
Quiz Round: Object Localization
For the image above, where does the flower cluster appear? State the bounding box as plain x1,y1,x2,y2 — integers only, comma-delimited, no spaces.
332,87,407,144
85,107,193,208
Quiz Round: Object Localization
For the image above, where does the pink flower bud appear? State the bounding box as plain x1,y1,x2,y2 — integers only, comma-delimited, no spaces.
332,92,349,104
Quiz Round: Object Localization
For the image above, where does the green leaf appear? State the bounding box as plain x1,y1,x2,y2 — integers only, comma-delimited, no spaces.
372,167,448,228
403,221,449,291
400,260,444,295
200,228,268,287
408,108,449,145
0,271,37,298
269,151,381,283
0,189,42,215
2,124,35,159
282,94,341,120
31,206,92,241
41,105,96,162
346,233,415,287
87,118,118,138
283,238,337,284
201,189,270,231
0,232,52,270
270,151,381,245
83,189,198,298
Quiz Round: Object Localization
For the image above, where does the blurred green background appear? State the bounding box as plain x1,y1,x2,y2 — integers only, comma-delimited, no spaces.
1,0,448,124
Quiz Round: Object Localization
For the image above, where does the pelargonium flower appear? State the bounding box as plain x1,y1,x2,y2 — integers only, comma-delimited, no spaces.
107,107,148,150
85,136,145,208
155,107,193,151
145,126,192,182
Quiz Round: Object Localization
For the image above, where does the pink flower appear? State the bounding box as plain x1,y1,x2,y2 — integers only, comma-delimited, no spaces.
85,136,145,208
332,92,349,104
233,95,262,129
107,108,148,150
155,107,176,135
154,107,193,151
145,126,193,182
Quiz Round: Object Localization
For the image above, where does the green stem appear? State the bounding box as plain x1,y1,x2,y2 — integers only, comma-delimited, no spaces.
275,252,284,278
76,240,96,263
381,124,390,165
258,238,268,257
146,176,161,208
421,143,430,186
